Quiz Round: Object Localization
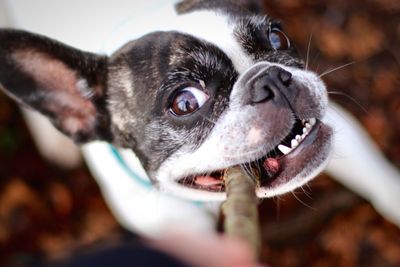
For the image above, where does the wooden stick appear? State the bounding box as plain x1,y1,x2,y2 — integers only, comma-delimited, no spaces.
222,166,261,259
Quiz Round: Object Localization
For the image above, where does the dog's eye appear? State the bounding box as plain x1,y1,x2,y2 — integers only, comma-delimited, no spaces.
268,28,290,50
170,87,209,116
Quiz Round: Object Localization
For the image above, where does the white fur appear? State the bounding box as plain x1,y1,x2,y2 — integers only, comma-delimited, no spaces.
325,103,400,226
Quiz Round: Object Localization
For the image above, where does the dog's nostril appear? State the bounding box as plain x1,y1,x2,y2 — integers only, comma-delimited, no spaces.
279,69,292,86
251,78,274,103
250,66,292,104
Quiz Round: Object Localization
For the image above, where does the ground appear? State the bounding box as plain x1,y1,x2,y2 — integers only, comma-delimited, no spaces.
1,0,400,266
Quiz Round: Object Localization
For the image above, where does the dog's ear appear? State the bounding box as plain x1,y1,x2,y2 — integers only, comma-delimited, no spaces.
0,29,111,143
176,0,265,15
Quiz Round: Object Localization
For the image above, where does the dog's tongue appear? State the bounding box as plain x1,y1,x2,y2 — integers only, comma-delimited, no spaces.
263,158,280,177
195,176,224,187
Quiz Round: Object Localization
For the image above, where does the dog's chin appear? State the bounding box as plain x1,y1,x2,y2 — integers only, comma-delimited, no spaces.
161,119,333,201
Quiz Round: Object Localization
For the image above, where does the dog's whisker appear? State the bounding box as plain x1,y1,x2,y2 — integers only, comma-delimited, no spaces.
305,183,313,193
248,164,259,182
308,50,321,73
319,61,355,78
275,196,281,220
291,190,316,210
219,177,225,192
239,163,252,179
305,27,315,71
300,185,313,199
240,163,258,183
328,90,368,114
255,159,262,177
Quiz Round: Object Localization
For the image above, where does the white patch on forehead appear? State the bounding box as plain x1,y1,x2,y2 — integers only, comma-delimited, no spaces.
172,11,254,73
102,5,254,74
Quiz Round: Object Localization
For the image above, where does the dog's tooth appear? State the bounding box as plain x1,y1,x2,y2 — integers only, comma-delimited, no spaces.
301,133,306,139
309,118,316,126
303,128,307,134
291,139,299,148
296,135,301,141
305,123,311,129
278,145,291,155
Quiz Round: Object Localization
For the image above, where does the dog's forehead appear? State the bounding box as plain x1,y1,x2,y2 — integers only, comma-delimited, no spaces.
110,31,236,99
107,7,273,115
171,10,261,73
107,6,273,72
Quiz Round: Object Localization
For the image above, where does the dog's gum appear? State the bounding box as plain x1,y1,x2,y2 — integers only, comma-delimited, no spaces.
263,158,280,177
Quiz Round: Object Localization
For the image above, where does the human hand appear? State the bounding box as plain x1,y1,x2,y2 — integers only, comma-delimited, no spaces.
148,229,270,267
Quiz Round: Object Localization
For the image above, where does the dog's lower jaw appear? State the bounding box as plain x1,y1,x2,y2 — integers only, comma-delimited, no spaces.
156,121,333,201
257,123,333,197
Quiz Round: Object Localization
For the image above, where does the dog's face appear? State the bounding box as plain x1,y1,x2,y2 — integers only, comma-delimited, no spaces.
0,0,332,200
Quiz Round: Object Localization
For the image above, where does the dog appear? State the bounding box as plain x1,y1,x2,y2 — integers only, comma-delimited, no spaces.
1,0,399,236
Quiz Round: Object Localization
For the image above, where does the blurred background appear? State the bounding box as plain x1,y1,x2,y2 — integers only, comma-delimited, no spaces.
0,0,399,266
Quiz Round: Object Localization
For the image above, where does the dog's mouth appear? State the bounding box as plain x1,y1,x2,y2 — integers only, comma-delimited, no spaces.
177,118,332,196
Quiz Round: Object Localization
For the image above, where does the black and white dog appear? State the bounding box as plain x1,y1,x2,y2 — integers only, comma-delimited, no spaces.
1,0,399,235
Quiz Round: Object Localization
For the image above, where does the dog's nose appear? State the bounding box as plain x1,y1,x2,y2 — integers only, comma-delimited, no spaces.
250,66,292,104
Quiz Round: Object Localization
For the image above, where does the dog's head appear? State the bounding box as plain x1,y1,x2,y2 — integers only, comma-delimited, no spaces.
0,0,332,200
